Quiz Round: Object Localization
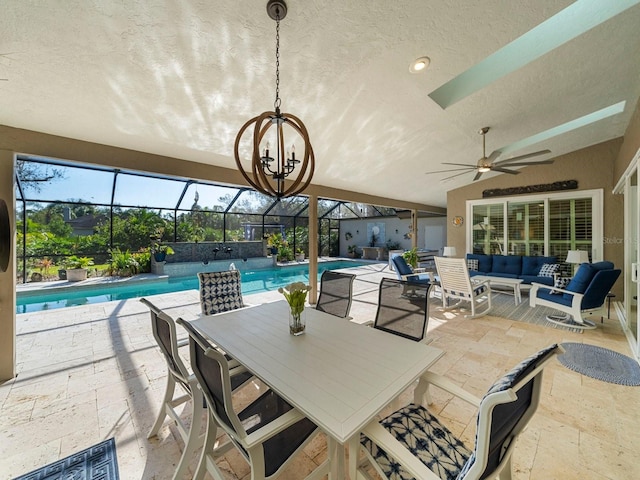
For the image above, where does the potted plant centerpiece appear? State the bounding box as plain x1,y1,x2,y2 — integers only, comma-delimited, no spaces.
65,255,94,281
279,282,310,335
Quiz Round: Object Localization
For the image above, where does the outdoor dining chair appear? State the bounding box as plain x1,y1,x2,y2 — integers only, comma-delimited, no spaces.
177,318,330,480
315,270,356,319
351,344,562,480
141,297,253,480
373,278,430,343
198,270,245,315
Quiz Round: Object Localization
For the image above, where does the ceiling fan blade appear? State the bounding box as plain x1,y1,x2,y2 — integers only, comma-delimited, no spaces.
487,150,501,162
441,170,475,182
497,159,555,166
473,171,484,181
493,149,551,165
442,162,478,168
491,167,521,175
425,167,475,175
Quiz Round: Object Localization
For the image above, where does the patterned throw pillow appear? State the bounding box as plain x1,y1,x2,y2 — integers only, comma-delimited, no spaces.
538,263,559,277
550,276,571,294
467,259,479,271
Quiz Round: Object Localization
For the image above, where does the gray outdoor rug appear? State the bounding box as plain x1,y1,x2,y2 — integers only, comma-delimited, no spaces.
13,437,119,480
558,342,640,386
432,290,584,333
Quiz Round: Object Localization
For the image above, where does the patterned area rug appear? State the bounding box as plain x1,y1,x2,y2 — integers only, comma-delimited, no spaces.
558,342,640,386
432,290,584,333
13,438,119,480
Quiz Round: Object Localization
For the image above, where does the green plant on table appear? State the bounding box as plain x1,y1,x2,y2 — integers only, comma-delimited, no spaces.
278,282,310,316
402,247,419,269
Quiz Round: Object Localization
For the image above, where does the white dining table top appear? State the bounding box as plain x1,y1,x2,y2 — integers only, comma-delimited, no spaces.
189,300,444,444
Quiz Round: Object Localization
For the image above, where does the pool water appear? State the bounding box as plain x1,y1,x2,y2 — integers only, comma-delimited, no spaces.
16,260,369,313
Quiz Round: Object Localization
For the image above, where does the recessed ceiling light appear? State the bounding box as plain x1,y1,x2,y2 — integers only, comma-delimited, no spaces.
409,56,430,73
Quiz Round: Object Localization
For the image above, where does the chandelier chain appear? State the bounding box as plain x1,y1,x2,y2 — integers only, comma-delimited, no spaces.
274,10,281,110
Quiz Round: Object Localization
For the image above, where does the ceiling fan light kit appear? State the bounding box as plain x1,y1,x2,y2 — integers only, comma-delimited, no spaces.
426,126,553,182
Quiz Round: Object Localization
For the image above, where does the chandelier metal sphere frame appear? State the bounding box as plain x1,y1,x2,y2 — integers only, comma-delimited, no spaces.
234,0,315,199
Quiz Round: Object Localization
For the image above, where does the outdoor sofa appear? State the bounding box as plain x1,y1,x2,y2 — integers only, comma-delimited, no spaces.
466,253,557,286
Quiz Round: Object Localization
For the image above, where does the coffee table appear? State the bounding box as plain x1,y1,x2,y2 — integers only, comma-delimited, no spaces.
473,275,523,305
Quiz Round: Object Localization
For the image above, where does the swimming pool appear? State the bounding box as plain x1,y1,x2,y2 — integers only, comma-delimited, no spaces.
16,260,370,313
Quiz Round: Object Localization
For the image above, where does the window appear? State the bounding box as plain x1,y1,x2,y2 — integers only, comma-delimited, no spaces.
467,190,602,264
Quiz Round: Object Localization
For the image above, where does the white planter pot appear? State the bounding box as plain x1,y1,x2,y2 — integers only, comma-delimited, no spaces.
66,268,88,282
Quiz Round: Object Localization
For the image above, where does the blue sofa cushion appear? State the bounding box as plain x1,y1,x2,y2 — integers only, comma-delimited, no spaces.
467,254,492,273
523,256,557,276
487,272,519,280
521,274,554,286
492,255,522,276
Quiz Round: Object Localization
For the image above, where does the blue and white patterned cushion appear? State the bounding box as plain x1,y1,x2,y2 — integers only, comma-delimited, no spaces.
467,259,479,271
361,404,471,480
198,270,245,315
550,276,571,294
538,263,559,277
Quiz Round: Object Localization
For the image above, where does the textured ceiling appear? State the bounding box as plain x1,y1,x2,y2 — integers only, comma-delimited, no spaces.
2,0,640,208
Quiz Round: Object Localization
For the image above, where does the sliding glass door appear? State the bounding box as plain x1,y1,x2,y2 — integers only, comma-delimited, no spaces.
624,169,638,355
467,190,602,270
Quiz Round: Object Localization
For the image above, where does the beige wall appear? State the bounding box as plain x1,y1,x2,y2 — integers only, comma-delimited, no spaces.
615,96,640,179
0,150,16,381
446,138,625,297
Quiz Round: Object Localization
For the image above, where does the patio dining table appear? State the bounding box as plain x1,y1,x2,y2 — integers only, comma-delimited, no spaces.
189,299,444,479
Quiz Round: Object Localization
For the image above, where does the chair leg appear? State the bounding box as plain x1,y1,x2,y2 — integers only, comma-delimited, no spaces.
149,374,177,438
498,455,514,480
194,413,222,480
172,387,206,480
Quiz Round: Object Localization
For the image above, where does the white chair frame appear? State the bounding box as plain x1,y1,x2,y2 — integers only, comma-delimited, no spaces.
350,345,562,480
435,256,492,318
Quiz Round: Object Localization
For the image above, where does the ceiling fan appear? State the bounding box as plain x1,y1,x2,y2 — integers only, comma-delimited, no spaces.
427,127,553,181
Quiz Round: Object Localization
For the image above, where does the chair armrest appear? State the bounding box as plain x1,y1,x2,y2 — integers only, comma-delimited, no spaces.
361,422,442,480
177,338,189,348
417,371,482,408
243,408,308,448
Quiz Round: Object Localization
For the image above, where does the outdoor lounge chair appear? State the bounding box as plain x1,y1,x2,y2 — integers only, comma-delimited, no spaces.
391,255,433,285
529,261,621,330
351,344,562,480
435,256,492,318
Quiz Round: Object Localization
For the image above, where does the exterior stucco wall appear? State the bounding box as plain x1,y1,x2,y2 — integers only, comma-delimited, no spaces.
446,138,625,297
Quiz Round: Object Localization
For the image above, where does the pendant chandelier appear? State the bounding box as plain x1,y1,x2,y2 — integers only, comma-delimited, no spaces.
234,0,315,199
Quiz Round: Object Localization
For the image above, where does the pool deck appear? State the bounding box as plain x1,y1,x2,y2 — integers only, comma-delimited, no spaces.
3,261,639,479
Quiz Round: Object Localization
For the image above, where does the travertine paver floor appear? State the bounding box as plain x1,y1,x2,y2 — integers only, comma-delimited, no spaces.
2,262,639,479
